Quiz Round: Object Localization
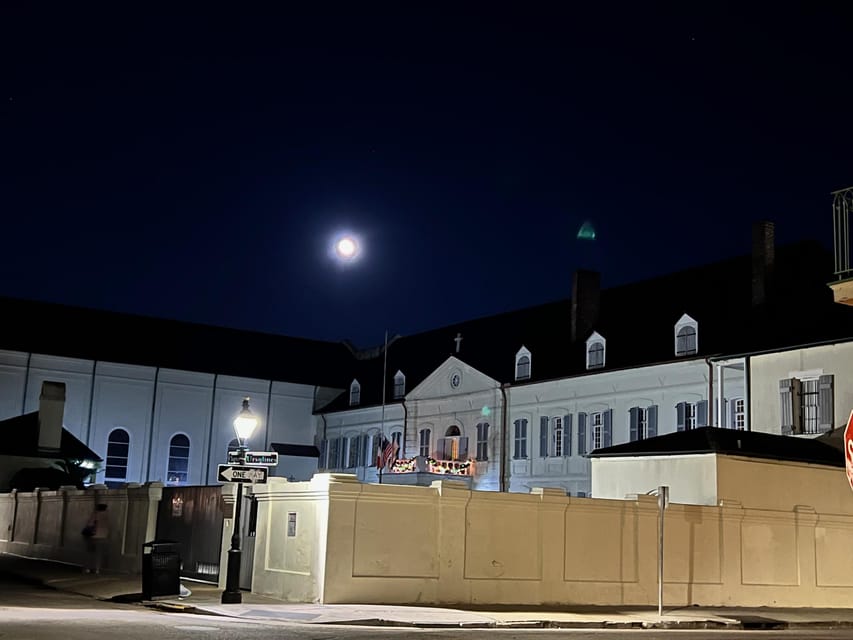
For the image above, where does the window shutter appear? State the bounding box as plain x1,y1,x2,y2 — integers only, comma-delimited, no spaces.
629,407,639,442
435,437,446,460
697,400,708,427
578,412,587,455
676,402,686,431
779,378,794,435
647,405,658,438
458,436,469,459
819,374,835,432
540,416,549,457
564,414,572,457
603,409,612,447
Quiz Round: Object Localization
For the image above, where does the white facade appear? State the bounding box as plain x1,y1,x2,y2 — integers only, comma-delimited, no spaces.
0,349,327,486
747,340,852,436
318,356,746,495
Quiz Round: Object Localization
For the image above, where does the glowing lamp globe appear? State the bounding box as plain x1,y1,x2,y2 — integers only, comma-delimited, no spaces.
233,397,258,442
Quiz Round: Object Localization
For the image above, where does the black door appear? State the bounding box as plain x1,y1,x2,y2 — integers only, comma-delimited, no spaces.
156,485,224,582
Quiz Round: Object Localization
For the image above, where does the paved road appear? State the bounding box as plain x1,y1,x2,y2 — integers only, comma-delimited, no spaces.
3,573,853,640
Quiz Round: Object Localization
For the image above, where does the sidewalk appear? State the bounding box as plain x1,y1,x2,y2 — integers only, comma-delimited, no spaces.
4,552,853,630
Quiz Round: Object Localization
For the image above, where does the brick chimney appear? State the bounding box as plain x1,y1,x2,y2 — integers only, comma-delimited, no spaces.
752,221,775,307
38,381,65,452
571,269,600,342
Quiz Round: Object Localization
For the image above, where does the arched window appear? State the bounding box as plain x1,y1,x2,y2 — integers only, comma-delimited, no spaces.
105,428,130,487
445,425,461,437
675,314,698,356
349,379,361,405
587,343,604,369
515,347,531,380
167,434,190,485
393,371,405,399
586,332,606,370
676,326,697,356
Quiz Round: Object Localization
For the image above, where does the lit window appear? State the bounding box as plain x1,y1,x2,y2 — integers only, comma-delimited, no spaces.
167,434,190,485
349,380,361,406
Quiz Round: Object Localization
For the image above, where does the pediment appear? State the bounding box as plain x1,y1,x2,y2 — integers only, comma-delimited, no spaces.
408,356,499,400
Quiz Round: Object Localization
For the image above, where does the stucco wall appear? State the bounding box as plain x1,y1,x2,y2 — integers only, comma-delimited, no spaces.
0,484,162,573
716,456,853,514
590,454,718,504
749,341,853,434
249,472,853,607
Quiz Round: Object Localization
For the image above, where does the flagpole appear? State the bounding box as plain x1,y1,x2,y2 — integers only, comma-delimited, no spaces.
379,329,388,484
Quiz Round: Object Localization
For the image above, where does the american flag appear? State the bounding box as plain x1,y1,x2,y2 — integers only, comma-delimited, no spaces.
377,436,398,470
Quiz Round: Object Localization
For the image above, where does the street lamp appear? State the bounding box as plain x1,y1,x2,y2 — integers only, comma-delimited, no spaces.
221,397,258,604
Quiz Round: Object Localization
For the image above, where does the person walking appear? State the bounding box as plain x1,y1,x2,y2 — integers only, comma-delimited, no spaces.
81,503,109,574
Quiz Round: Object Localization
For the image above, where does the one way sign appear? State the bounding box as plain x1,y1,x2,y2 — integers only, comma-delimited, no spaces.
217,464,268,484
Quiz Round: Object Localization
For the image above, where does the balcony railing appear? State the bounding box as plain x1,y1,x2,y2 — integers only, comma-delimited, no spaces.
833,186,853,279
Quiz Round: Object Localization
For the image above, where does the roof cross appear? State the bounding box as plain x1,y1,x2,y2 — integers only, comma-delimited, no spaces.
454,332,463,353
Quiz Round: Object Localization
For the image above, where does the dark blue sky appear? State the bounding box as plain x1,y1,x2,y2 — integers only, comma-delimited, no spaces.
3,3,852,348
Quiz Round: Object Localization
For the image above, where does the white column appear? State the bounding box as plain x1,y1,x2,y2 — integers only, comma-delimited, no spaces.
716,364,725,427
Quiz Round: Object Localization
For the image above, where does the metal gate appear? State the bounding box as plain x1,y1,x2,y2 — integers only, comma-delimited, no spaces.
156,485,225,583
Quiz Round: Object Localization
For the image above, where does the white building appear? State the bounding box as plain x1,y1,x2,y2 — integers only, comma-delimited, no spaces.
0,301,352,489
1,222,851,493
317,222,853,495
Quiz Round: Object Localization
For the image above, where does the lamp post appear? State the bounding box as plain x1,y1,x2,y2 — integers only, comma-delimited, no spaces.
221,397,258,604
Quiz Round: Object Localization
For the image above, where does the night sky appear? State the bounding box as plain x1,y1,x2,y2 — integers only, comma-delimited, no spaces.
3,3,852,348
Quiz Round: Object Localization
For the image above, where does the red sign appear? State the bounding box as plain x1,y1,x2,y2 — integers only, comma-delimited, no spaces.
845,410,853,493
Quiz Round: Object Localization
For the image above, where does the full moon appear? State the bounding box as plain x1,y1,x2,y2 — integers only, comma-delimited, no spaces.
335,236,359,260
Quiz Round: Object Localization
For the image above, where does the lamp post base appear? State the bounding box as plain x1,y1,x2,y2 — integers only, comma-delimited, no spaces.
221,547,243,604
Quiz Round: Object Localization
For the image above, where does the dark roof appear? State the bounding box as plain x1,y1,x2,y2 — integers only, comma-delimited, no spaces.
588,426,844,468
0,296,355,388
321,240,853,412
271,442,320,458
0,413,102,462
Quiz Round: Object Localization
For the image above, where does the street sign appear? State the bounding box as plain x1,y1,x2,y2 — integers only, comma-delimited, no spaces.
217,464,268,484
227,450,279,465
244,451,279,466
844,410,853,493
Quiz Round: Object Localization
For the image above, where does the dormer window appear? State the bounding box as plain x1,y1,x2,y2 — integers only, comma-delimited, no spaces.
675,314,698,356
349,379,361,406
515,346,531,381
586,332,605,370
393,370,405,399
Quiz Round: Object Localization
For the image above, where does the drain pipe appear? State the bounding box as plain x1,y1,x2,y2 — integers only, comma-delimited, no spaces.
402,399,408,458
500,383,510,492
706,357,714,427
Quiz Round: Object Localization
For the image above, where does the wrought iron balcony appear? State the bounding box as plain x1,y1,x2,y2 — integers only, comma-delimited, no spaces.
830,186,853,305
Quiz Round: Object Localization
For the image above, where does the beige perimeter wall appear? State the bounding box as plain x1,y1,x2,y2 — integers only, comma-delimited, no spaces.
248,472,853,607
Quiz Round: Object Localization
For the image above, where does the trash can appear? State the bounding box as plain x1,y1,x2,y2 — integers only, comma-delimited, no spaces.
141,540,181,600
